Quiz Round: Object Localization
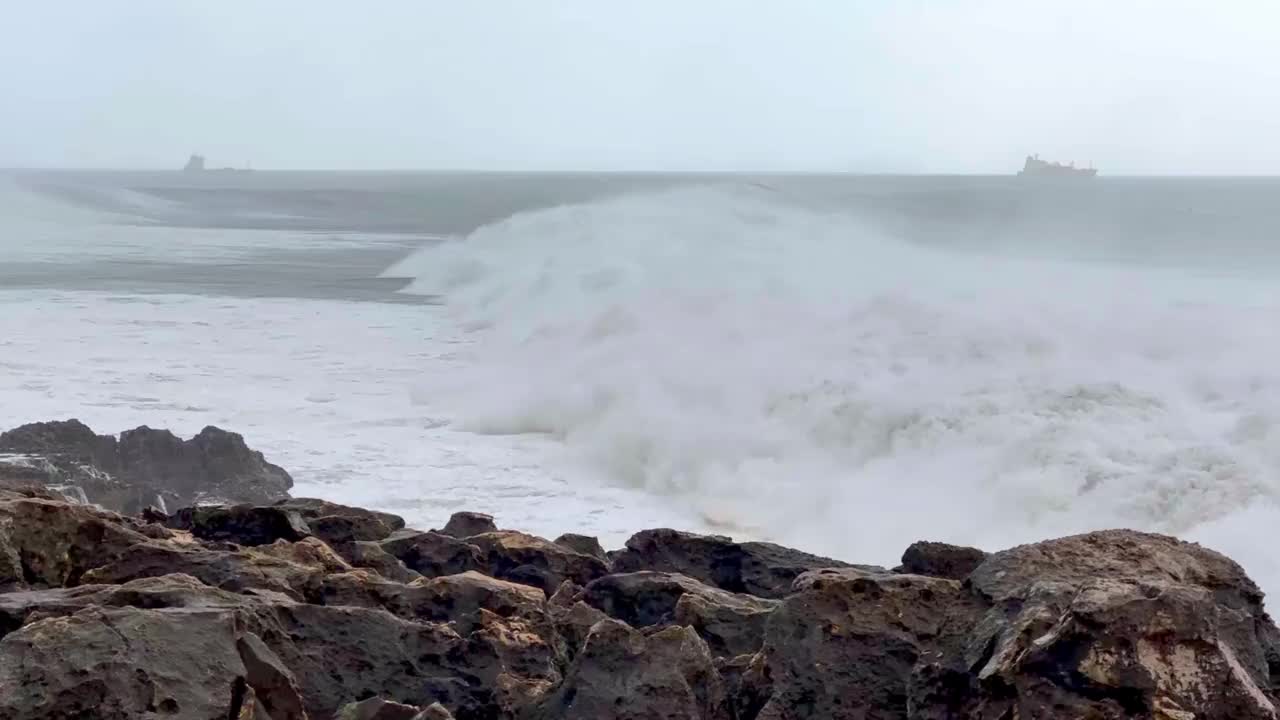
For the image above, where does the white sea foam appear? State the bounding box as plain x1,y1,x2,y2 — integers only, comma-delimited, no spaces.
389,184,1280,595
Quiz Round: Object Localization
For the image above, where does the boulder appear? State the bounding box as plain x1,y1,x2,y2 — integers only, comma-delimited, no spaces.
235,632,308,720
440,510,497,538
332,539,421,583
610,528,863,599
0,606,250,720
532,618,728,720
336,697,424,720
896,540,987,580
0,497,151,588
912,530,1280,720
416,704,455,720
0,421,293,514
583,571,778,657
249,603,473,719
167,504,312,546
747,569,973,720
468,530,609,594
80,539,325,599
274,497,404,541
378,531,487,577
0,573,259,637
554,533,607,561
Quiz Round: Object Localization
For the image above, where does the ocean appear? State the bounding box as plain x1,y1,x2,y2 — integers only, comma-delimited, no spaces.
3,169,1279,599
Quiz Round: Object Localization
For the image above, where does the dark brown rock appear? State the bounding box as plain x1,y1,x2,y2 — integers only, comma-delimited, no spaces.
333,539,422,583
583,571,778,657
378,530,487,578
0,420,293,514
912,530,1280,720
554,533,606,561
0,573,261,638
0,606,250,720
0,514,23,592
0,497,151,588
610,528,864,599
468,530,609,594
167,504,312,546
80,539,326,599
236,632,308,720
749,569,972,720
336,696,423,720
896,540,987,580
308,514,391,544
274,497,404,536
531,618,728,720
415,703,455,720
440,510,497,538
251,603,472,719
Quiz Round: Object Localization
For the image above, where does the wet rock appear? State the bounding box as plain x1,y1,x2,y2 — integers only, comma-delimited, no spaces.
252,603,473,719
468,530,609,594
583,571,778,657
378,530,487,578
308,514,390,544
441,510,497,538
415,703,455,720
554,533,606,561
117,425,293,509
550,600,611,661
912,529,1280,720
611,528,862,599
81,539,324,599
336,697,423,720
896,540,987,580
275,497,403,539
749,569,973,720
0,516,23,592
0,573,259,637
0,420,118,468
532,618,728,720
167,504,312,546
0,497,151,587
0,606,250,720
0,420,293,514
333,539,421,583
236,632,308,720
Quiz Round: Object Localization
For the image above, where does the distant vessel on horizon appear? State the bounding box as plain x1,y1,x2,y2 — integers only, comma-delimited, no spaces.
183,153,253,173
1018,154,1097,178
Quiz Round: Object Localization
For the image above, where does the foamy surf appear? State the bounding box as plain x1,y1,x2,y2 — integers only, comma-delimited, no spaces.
389,184,1280,597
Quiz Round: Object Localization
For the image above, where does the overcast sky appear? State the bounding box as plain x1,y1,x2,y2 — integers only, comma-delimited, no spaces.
3,1,1278,173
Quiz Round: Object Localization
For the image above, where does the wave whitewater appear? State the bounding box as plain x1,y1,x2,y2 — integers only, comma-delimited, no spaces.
390,184,1280,591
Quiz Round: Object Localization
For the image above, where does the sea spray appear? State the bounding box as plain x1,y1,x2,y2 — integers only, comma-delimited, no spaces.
388,183,1280,598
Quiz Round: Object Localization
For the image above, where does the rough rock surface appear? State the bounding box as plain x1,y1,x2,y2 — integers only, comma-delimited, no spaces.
0,420,293,514
896,539,987,580
913,530,1280,720
554,533,606,561
1,478,1277,720
440,510,497,538
583,571,778,657
610,528,864,599
531,618,728,720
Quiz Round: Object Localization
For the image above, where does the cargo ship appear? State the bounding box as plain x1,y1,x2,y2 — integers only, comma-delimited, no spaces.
1018,154,1097,177
183,154,253,173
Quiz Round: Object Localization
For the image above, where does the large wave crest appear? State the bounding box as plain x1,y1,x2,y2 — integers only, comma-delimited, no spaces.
387,184,1280,591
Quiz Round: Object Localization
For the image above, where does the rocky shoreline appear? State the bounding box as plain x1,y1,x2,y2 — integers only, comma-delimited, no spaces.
1,421,1278,719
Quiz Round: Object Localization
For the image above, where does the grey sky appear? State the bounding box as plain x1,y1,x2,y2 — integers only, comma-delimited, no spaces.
3,1,1278,173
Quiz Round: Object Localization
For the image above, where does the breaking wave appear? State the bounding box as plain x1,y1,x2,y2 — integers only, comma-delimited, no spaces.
388,184,1280,591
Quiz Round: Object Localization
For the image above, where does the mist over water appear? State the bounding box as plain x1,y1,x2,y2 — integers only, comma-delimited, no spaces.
388,181,1280,595
5,171,1280,602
